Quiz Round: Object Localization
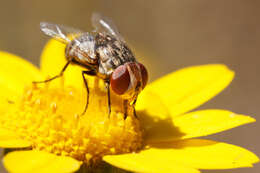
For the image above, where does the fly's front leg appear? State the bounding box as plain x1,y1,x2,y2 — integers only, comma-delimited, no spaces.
123,100,128,119
132,97,138,119
123,97,138,119
81,70,96,116
33,60,71,84
105,81,111,118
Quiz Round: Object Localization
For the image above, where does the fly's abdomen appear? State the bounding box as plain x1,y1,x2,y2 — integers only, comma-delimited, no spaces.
65,33,98,67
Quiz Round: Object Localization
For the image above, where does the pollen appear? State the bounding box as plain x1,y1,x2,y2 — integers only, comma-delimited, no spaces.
0,79,143,164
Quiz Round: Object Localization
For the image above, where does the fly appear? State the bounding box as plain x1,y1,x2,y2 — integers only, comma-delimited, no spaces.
34,13,148,119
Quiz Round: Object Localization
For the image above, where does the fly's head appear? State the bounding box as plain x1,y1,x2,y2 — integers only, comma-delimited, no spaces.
110,62,148,100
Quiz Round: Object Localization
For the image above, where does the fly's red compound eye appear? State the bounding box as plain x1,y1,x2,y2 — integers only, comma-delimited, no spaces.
138,63,148,88
110,65,131,95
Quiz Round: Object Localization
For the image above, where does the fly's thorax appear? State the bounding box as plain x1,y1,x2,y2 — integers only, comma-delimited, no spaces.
65,33,98,67
95,33,136,77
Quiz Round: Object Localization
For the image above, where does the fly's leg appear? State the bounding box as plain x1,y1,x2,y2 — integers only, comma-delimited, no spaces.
81,70,96,116
33,61,71,83
123,100,128,119
105,81,111,118
123,98,138,119
132,97,138,119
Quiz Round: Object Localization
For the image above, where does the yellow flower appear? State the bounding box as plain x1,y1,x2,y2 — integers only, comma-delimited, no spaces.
0,39,258,173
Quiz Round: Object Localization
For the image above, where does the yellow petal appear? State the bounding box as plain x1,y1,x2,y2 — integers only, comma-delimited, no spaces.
3,150,82,173
0,51,43,97
144,109,255,142
103,153,200,173
140,64,234,117
40,39,86,89
136,91,170,119
145,139,259,169
0,128,31,148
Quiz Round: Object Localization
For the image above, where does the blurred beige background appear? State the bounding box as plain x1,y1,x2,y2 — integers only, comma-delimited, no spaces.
0,0,259,172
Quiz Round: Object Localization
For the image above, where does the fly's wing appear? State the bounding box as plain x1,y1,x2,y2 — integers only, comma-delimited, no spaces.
91,13,125,42
40,22,83,44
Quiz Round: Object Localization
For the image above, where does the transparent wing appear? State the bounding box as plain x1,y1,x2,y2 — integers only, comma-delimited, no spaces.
40,22,83,44
91,13,125,42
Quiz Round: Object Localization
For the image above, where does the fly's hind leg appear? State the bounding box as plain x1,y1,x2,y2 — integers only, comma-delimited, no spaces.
33,61,71,84
81,70,96,116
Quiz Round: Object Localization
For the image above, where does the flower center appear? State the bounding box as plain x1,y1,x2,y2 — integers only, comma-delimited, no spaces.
1,80,143,164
